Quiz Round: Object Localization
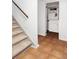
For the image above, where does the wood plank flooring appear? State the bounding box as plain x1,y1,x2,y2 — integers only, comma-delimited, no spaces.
15,32,67,59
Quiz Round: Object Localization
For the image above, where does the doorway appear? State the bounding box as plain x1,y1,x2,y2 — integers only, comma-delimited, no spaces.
46,2,59,39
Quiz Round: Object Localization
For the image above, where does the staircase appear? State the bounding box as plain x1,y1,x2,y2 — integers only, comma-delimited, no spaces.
12,18,32,57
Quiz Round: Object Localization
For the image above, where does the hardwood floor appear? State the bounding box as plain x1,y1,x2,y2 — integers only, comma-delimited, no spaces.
47,31,59,39
15,32,67,59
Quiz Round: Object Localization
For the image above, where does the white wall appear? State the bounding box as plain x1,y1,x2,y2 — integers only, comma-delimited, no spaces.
38,0,59,36
38,0,47,36
12,0,39,47
38,0,67,41
59,0,67,41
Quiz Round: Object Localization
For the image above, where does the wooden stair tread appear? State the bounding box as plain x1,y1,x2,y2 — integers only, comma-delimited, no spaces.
12,18,32,58
12,23,19,29
12,39,32,57
12,28,23,36
13,19,16,24
12,32,28,45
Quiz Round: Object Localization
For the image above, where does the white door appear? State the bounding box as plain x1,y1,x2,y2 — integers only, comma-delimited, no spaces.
48,7,59,33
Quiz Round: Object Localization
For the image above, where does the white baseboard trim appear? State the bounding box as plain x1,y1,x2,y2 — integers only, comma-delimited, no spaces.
59,38,67,41
38,33,46,36
31,44,39,48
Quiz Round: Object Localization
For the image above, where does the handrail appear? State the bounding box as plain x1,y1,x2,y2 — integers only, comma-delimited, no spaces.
12,0,28,18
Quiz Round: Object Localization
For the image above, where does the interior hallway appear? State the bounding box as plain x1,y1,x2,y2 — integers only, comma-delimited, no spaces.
15,32,67,59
